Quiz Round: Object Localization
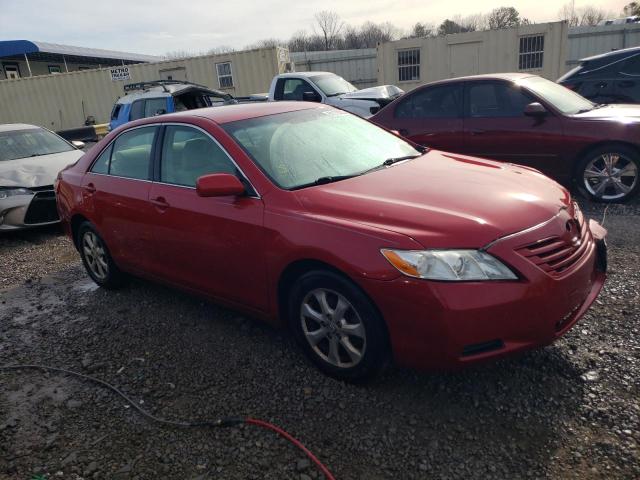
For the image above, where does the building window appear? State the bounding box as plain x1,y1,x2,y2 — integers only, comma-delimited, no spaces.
216,62,233,88
48,65,62,74
3,63,20,79
398,49,420,82
519,35,544,70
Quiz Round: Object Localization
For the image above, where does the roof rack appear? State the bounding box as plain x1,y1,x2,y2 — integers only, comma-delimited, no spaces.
123,79,210,93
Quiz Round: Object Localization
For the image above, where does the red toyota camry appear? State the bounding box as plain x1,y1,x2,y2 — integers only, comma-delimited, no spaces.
56,102,607,381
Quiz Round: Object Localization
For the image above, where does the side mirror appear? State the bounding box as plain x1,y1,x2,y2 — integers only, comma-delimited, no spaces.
196,173,245,197
524,102,548,117
302,91,321,103
72,140,86,149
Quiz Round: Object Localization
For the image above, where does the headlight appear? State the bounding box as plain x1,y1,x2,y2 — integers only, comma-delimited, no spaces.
381,249,517,281
0,188,34,200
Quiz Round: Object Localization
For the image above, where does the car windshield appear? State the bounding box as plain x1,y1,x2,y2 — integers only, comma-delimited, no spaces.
223,107,423,190
312,74,358,97
0,128,75,161
519,76,595,114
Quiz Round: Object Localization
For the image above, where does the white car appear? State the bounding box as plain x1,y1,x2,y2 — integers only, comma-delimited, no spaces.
268,72,403,118
0,124,84,230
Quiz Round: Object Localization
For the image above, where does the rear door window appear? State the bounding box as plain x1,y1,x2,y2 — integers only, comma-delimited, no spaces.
109,127,157,180
395,84,462,118
110,104,122,121
90,144,113,174
160,125,236,187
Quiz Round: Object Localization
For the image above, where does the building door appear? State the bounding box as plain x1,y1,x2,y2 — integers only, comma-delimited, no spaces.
449,42,480,78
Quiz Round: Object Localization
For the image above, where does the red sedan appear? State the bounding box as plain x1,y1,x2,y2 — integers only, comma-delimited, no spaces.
56,102,607,381
371,73,640,203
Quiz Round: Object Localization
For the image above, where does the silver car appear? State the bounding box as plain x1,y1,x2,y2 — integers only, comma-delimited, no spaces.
0,124,84,230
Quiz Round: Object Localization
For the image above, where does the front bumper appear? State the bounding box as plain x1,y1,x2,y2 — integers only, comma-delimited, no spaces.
359,216,607,371
0,188,59,230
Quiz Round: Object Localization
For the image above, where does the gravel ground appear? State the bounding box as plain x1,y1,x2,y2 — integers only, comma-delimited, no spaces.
0,197,638,479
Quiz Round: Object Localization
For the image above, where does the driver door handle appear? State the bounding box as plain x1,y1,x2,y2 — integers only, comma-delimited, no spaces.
150,196,170,209
83,183,96,194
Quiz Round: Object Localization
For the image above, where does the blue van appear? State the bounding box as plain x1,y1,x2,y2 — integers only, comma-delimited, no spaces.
109,80,236,130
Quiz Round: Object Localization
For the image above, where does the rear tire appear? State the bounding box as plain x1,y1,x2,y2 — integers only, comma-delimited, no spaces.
575,145,640,203
288,270,389,382
77,222,124,289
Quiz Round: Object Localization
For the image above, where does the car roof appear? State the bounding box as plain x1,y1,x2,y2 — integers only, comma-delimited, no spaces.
0,123,41,132
151,101,320,125
116,90,172,104
276,71,336,79
420,72,537,87
580,45,640,63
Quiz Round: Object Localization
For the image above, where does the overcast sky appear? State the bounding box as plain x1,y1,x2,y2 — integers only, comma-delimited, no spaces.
1,0,631,56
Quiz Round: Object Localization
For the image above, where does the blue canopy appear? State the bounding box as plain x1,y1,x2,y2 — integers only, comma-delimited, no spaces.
0,40,159,62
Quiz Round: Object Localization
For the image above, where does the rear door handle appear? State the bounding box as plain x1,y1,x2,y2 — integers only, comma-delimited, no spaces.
150,196,170,210
83,183,96,194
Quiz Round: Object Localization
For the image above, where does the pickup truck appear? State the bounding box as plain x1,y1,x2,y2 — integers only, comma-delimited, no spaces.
267,72,403,117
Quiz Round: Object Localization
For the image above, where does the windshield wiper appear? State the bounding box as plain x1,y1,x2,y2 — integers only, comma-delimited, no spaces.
291,174,359,190
382,154,422,166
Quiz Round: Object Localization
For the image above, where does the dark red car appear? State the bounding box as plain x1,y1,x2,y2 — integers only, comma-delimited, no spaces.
56,102,607,381
371,73,640,203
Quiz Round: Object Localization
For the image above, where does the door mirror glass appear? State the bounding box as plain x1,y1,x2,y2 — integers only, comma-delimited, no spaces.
196,173,245,197
302,91,321,102
72,140,86,149
524,102,548,117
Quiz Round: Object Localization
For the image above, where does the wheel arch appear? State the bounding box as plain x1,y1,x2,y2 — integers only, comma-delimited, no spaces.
70,213,90,250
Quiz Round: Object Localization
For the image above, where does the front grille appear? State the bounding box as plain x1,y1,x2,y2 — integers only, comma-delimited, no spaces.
516,207,592,277
23,188,59,225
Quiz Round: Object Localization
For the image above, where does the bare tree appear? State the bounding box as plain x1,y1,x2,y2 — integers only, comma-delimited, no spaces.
245,38,283,50
559,2,611,26
314,11,344,50
407,22,433,38
487,6,521,29
437,19,474,35
624,2,640,16
578,6,608,25
207,45,236,55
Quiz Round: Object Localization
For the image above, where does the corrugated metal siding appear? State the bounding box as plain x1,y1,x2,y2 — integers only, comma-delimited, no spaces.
567,24,640,68
377,21,568,91
0,47,285,130
291,49,377,87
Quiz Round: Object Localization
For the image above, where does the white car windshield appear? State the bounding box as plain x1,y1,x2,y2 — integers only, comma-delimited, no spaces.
0,128,75,161
312,74,358,97
519,76,595,114
224,107,423,190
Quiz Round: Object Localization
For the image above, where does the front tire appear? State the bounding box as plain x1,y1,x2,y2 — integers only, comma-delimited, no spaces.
77,222,124,289
576,145,640,203
288,270,389,382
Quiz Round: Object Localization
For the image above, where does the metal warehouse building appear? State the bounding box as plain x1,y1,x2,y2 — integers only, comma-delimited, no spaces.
0,46,291,130
0,40,159,80
377,21,569,91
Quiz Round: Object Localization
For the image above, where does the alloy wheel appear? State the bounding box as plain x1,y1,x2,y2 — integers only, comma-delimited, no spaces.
300,288,367,369
82,231,109,280
582,152,638,201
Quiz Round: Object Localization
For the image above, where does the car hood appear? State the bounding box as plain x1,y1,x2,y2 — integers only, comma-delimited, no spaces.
338,85,404,101
572,104,640,121
294,151,572,248
0,150,84,188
